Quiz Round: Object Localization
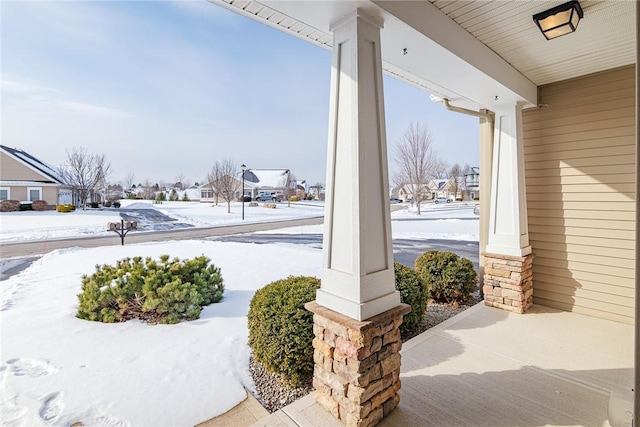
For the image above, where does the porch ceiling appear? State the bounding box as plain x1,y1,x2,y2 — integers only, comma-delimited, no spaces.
207,0,636,111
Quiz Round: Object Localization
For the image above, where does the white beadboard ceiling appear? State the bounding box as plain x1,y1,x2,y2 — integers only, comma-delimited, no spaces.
429,0,636,86
208,0,636,109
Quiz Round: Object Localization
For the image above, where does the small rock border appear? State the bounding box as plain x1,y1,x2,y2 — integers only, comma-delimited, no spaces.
250,290,483,413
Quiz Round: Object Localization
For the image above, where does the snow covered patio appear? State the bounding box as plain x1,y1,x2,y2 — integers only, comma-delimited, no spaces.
245,303,634,427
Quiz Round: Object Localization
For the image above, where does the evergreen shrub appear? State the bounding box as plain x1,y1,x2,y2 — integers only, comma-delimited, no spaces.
19,202,33,211
77,255,224,324
181,193,190,201
415,250,477,304
113,201,121,208
248,276,320,387
394,262,429,335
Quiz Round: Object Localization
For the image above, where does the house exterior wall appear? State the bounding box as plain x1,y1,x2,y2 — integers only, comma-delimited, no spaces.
0,152,50,181
1,185,58,204
522,65,636,324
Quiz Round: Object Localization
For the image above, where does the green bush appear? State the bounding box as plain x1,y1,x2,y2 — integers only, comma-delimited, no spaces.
77,255,224,324
415,250,477,304
474,197,480,201
156,192,166,202
394,262,429,335
248,276,320,387
113,201,121,208
19,202,33,211
181,193,190,202
57,204,76,213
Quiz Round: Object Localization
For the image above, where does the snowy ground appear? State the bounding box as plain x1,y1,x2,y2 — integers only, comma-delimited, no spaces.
0,201,478,426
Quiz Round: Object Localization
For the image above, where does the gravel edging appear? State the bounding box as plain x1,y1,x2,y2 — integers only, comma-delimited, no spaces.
250,291,483,413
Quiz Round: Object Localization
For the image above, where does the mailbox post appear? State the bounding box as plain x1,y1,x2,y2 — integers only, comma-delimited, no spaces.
107,219,138,246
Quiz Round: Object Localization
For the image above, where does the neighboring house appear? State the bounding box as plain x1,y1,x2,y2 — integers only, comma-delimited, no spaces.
428,177,461,200
464,167,480,200
0,145,63,206
396,182,429,203
200,169,292,202
308,184,325,201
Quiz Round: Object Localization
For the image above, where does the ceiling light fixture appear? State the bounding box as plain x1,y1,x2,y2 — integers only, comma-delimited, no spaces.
533,0,583,40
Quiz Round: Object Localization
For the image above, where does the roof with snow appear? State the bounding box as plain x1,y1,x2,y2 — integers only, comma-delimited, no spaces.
0,145,63,184
243,169,290,189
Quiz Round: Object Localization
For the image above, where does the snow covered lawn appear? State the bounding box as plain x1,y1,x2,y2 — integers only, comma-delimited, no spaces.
1,241,322,426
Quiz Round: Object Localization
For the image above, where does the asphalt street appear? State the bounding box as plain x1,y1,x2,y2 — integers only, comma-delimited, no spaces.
1,204,479,279
211,233,479,270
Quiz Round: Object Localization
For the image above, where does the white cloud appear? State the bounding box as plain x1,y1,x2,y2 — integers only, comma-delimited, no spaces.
1,78,132,118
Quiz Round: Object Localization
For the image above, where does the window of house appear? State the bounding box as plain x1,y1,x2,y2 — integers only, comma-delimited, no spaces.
27,187,42,202
0,188,9,200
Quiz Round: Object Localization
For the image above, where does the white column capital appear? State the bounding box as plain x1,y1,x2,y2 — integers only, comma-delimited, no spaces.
330,9,383,32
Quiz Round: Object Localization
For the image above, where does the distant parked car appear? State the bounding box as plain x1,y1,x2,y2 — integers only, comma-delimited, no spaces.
389,197,401,204
473,204,480,215
256,193,283,202
434,196,452,204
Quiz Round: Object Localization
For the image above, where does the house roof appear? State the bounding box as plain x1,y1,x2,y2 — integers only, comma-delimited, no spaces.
244,169,290,189
0,145,63,184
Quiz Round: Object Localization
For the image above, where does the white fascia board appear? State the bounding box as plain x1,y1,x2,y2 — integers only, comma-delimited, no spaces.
0,181,61,187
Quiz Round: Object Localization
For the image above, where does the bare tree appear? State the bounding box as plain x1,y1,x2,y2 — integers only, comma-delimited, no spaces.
393,122,443,215
208,159,239,213
141,179,156,200
59,147,111,210
174,173,190,190
123,172,135,191
448,163,463,200
206,163,223,206
279,170,296,207
458,163,472,200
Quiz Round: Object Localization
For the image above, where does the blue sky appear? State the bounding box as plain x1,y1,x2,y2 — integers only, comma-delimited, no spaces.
1,1,478,186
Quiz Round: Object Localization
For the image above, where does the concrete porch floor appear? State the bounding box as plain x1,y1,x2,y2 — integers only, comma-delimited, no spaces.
249,303,634,427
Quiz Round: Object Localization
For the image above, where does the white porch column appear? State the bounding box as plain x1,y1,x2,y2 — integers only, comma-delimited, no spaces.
486,102,531,257
317,10,401,322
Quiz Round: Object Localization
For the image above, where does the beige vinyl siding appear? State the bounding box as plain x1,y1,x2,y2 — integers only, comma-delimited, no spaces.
0,152,50,181
522,65,636,325
4,186,59,205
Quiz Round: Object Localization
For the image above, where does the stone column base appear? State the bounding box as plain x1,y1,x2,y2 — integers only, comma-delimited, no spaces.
482,252,534,314
305,302,411,427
